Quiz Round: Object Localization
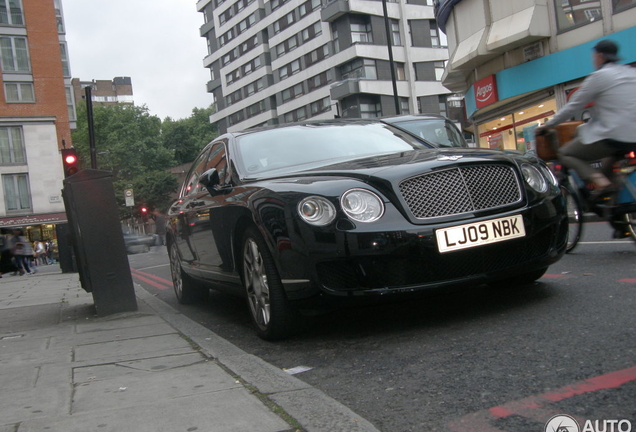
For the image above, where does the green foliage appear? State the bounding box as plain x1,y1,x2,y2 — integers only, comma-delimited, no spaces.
162,105,218,164
71,103,217,215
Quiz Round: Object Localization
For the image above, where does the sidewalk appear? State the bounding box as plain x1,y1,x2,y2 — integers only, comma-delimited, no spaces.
0,265,380,432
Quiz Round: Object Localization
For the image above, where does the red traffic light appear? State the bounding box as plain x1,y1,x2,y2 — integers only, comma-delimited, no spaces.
61,148,80,178
141,207,148,213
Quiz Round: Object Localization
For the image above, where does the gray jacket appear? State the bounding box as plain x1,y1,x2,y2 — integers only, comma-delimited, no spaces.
544,62,636,144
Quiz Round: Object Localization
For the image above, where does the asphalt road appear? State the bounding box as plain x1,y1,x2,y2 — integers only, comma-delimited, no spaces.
128,221,636,432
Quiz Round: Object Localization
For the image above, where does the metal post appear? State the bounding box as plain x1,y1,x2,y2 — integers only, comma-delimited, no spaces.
85,86,98,169
382,0,400,115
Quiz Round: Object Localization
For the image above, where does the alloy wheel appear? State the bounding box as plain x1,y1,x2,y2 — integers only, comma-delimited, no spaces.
243,237,270,330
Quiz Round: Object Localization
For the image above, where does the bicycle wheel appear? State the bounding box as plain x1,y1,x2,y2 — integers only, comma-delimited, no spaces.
561,184,583,253
621,211,636,244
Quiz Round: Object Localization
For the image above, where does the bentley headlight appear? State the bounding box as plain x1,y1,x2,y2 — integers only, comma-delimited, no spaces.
298,196,336,226
521,164,548,193
341,189,384,223
540,163,559,187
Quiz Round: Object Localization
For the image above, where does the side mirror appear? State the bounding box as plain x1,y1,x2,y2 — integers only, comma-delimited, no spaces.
199,168,220,194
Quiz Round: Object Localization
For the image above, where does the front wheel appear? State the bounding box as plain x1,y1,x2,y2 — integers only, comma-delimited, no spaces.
562,184,583,253
620,211,636,245
242,226,296,340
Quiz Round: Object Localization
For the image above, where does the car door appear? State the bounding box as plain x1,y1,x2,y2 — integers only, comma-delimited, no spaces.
190,141,236,280
170,148,212,268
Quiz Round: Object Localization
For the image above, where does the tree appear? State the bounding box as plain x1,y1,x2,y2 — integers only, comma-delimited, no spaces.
162,105,218,165
71,104,178,214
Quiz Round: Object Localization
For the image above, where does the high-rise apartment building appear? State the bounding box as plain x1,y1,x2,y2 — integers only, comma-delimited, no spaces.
71,76,134,109
198,0,457,134
0,0,75,242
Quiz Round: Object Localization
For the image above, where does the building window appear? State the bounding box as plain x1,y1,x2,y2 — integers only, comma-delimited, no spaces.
60,43,70,77
247,100,266,118
284,106,306,123
307,70,332,91
391,20,401,46
0,36,30,72
438,95,448,118
310,96,331,116
66,87,76,120
360,99,381,118
351,18,372,44
0,0,24,26
274,11,295,34
282,82,304,102
400,98,410,115
341,58,377,80
332,25,339,53
228,110,245,126
555,0,602,32
54,0,64,32
299,0,320,17
4,82,33,103
396,63,406,80
429,21,447,48
435,61,446,81
613,0,636,13
3,173,30,212
0,126,25,164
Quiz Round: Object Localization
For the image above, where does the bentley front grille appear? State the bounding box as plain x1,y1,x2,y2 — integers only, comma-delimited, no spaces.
398,165,522,219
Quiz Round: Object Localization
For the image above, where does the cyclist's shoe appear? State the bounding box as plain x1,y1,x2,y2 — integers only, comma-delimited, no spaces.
613,229,629,239
589,183,618,202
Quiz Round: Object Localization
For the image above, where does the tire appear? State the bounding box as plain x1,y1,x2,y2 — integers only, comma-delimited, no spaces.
489,267,548,289
169,242,208,304
621,211,636,245
241,226,295,341
561,184,583,253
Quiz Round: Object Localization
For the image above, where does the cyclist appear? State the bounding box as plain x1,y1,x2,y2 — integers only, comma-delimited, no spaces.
536,40,636,202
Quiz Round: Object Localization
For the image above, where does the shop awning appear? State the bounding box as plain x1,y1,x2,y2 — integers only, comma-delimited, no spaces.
0,212,68,228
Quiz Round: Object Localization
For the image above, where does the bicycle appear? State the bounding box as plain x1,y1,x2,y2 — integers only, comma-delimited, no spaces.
535,121,636,252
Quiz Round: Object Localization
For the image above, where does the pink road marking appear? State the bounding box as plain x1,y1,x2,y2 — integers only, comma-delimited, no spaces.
619,278,636,283
130,268,172,290
450,365,636,432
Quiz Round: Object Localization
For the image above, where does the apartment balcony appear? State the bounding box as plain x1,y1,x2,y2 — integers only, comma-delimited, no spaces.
207,77,222,92
321,0,350,22
330,77,360,100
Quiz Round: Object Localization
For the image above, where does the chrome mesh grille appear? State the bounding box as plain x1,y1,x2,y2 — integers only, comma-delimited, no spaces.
398,165,521,219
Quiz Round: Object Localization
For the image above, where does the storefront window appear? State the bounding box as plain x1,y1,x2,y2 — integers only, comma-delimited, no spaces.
477,99,557,152
613,0,636,13
555,0,602,33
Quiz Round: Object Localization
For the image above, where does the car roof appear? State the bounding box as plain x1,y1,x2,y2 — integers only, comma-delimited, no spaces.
380,114,452,124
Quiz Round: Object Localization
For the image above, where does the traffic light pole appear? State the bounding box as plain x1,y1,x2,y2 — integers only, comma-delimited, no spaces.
85,86,98,169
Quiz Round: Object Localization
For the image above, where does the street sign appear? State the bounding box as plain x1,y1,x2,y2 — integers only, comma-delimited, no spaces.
124,189,135,207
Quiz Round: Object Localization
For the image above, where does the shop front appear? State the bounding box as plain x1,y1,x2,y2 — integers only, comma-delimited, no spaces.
0,212,67,262
464,27,636,153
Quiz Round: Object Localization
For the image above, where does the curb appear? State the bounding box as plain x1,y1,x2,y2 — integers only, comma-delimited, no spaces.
134,284,381,432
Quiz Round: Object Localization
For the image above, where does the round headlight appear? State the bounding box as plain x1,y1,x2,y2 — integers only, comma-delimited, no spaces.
540,163,559,187
521,164,548,193
341,189,384,223
298,196,336,226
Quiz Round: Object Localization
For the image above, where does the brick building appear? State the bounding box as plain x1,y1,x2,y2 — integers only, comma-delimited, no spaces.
0,0,76,243
71,76,134,108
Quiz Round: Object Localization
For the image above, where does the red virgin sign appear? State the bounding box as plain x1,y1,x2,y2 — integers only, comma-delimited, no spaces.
474,75,498,109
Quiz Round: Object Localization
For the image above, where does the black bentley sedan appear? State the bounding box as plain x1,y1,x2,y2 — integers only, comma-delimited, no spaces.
167,119,568,340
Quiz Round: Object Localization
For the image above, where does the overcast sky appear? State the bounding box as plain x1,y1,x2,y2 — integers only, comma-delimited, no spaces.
62,0,214,120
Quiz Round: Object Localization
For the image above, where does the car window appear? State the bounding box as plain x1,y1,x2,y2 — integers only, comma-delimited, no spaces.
204,142,229,185
182,148,212,198
235,123,428,175
395,119,467,148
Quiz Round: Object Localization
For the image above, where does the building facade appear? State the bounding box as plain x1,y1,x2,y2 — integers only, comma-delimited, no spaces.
198,0,460,134
71,76,134,109
435,0,636,151
0,0,76,243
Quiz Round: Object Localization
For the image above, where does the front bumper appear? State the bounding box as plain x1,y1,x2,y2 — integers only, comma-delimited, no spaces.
277,196,568,301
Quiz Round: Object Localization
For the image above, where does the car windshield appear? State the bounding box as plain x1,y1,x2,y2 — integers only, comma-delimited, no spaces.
235,122,430,176
392,119,467,148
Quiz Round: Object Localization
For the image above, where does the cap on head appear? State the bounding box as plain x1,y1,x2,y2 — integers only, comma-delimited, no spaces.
593,39,620,62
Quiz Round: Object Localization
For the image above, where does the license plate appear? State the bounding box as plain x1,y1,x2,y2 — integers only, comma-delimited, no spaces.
436,214,525,253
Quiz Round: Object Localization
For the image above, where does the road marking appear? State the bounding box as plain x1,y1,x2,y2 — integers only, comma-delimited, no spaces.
448,365,636,432
136,264,171,271
130,268,172,290
619,278,636,283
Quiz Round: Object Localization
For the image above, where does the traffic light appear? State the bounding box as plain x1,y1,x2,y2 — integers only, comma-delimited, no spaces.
61,148,80,178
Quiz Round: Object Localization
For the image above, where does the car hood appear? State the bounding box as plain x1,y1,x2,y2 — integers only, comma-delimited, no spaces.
248,148,533,182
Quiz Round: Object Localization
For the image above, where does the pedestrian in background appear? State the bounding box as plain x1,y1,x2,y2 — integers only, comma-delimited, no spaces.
153,209,167,247
10,229,35,275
